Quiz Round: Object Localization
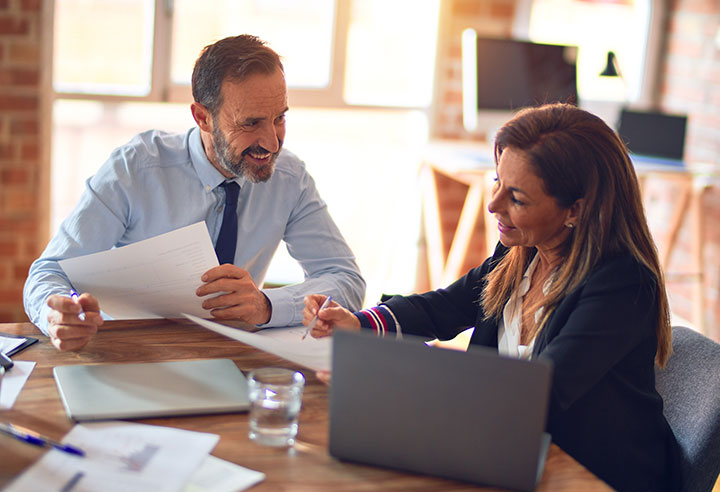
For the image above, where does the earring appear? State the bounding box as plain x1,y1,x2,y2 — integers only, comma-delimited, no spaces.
566,223,575,229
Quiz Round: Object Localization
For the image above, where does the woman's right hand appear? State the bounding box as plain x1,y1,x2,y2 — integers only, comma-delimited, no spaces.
302,294,361,338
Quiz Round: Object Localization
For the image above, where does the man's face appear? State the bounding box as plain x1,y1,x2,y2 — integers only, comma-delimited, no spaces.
209,69,288,182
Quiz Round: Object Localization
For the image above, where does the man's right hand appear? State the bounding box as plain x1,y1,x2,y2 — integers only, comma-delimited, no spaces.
46,293,104,351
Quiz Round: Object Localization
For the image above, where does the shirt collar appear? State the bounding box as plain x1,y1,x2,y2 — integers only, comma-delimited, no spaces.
188,127,247,190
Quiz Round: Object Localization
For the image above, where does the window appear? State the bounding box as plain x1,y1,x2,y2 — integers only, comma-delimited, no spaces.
527,0,654,103
53,0,155,96
170,0,336,90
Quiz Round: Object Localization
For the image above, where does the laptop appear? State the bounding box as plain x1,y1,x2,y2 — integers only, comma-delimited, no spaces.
617,108,688,164
329,331,553,492
54,358,250,421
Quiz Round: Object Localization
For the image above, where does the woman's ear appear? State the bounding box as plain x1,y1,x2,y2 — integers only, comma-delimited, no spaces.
566,198,585,228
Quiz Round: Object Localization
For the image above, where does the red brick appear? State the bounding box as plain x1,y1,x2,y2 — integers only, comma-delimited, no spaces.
676,0,718,14
1,167,30,184
0,15,29,35
0,67,39,86
667,39,704,58
443,90,463,105
0,239,18,256
9,42,40,64
0,288,23,304
453,0,485,17
0,143,14,159
0,94,38,111
21,0,41,12
490,1,514,20
20,142,38,160
0,218,36,232
4,190,35,213
14,262,32,281
10,118,38,136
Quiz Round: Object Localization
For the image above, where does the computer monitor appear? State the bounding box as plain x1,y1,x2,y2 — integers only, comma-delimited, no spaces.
462,29,578,135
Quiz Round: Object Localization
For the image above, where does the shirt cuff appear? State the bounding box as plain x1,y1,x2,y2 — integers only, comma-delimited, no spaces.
35,303,52,336
353,305,402,339
259,288,295,327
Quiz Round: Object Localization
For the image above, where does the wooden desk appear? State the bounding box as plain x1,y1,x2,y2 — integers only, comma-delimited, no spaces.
0,320,613,491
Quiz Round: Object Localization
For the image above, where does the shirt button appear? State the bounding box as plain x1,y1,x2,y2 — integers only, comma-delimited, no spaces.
217,207,222,212
206,185,211,191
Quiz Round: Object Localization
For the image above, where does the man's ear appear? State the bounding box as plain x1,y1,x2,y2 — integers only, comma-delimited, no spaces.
191,102,213,133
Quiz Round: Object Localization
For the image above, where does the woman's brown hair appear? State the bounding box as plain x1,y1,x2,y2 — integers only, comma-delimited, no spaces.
481,103,672,367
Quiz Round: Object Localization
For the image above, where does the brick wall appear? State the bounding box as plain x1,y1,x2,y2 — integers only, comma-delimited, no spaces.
661,0,720,167
660,0,720,339
0,0,47,323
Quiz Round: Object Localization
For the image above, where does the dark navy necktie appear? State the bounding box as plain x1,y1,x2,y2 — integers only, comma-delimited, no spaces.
215,181,240,265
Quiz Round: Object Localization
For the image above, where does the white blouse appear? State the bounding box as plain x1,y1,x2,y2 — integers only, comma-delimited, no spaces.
497,254,553,360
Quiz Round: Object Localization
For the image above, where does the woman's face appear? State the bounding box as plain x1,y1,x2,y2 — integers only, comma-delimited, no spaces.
487,147,574,256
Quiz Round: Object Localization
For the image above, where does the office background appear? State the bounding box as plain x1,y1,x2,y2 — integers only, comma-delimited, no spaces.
1,0,719,342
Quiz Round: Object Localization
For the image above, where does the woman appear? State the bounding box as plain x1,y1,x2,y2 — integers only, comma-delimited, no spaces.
304,103,681,492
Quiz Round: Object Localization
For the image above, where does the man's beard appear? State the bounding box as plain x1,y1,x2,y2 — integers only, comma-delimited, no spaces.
211,126,281,183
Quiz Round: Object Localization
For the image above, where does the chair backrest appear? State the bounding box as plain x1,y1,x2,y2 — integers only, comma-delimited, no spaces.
656,326,720,492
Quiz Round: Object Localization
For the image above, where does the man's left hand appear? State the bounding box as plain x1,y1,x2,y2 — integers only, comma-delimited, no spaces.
197,264,271,325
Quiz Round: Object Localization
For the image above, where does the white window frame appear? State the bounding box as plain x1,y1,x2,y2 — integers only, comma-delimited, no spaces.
51,0,425,111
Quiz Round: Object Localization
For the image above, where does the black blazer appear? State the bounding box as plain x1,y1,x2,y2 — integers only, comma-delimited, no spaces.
383,244,681,492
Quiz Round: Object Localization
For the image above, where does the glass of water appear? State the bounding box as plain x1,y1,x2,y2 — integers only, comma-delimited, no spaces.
247,367,305,447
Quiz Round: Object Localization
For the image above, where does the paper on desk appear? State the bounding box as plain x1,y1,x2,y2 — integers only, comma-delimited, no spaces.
59,222,219,320
4,421,219,492
183,313,331,372
0,361,35,409
184,455,265,492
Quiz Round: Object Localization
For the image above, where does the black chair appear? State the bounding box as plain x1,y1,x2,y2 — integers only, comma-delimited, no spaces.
655,326,720,492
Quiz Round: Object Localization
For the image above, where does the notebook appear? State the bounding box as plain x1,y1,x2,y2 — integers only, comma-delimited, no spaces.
54,358,250,421
329,331,553,492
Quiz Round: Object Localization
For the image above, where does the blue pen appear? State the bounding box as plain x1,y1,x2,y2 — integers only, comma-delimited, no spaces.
0,422,85,457
302,296,332,340
69,290,86,321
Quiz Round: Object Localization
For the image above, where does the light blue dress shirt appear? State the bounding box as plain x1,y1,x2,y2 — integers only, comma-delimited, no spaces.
23,128,365,334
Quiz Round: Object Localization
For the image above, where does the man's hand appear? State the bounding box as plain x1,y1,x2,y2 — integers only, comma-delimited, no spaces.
46,293,103,351
197,264,271,325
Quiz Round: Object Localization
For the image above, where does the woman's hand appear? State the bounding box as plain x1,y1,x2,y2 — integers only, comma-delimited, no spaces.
302,294,361,338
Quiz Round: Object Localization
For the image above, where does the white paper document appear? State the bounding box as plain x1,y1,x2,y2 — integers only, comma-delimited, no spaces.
0,361,35,409
5,421,219,492
184,455,265,492
59,222,219,320
183,313,331,372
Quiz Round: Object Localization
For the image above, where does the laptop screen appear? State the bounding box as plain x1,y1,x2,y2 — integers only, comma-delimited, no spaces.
617,108,687,161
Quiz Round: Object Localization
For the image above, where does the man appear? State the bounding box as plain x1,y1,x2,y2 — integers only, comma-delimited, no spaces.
23,34,365,351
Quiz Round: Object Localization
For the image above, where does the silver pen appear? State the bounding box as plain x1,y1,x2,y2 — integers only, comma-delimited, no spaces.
302,296,332,340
